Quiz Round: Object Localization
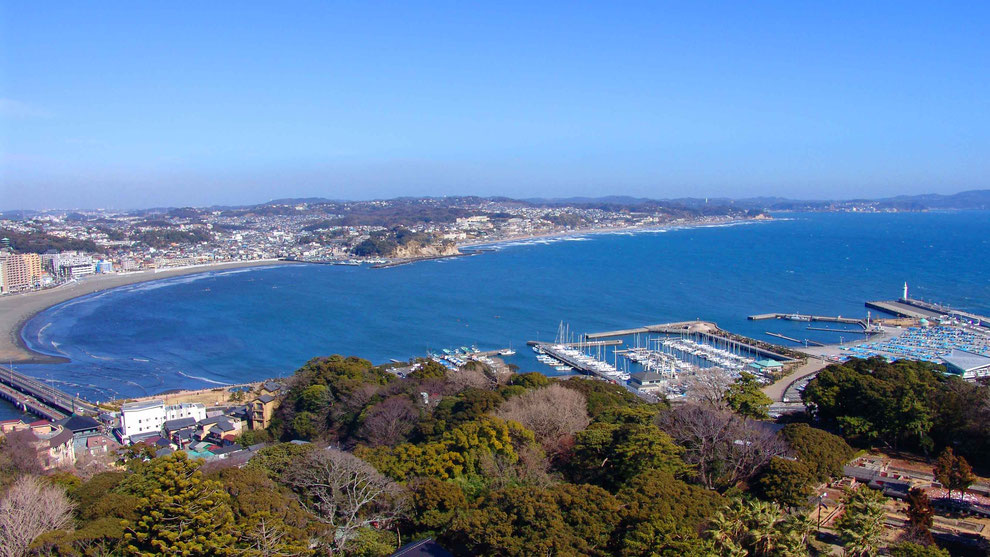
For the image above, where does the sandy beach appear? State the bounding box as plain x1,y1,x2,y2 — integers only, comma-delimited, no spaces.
0,259,295,365
455,215,757,251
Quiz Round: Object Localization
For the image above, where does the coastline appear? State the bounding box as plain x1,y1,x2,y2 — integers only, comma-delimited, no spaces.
0,215,765,366
0,259,295,365
455,215,761,251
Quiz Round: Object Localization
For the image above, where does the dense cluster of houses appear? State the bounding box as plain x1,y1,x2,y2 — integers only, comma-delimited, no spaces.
114,381,283,460
0,381,284,471
1,413,113,470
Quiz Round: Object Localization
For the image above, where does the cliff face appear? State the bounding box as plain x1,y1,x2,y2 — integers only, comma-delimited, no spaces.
392,241,460,259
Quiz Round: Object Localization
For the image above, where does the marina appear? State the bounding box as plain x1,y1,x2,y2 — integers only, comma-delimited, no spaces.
525,320,800,399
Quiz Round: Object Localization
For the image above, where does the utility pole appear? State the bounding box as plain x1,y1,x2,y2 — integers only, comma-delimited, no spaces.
817,492,827,535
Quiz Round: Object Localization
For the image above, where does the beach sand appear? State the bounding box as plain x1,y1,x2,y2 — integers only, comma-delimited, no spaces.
0,259,295,364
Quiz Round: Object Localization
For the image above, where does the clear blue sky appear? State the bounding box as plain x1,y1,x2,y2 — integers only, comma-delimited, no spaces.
2,2,988,209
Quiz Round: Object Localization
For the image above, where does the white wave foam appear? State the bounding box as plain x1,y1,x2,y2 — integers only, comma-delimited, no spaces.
175,370,231,386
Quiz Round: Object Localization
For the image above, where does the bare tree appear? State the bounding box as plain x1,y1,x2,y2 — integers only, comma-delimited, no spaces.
238,512,309,557
288,448,404,555
0,431,44,477
684,366,734,407
444,369,492,394
359,396,419,447
496,383,590,455
0,476,75,557
479,443,553,490
657,402,787,490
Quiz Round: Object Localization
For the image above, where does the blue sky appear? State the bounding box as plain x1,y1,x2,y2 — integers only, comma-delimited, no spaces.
2,2,988,209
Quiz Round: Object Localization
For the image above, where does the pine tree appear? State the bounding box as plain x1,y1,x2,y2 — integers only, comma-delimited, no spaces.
122,452,235,556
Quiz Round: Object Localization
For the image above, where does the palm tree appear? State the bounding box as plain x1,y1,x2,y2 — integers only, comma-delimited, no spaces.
835,486,886,557
708,504,747,555
744,499,784,556
777,512,816,556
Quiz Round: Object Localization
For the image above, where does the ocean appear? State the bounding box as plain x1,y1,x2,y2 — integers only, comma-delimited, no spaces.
3,211,988,419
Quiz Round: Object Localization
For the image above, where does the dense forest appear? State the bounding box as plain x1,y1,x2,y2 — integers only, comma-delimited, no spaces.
2,356,984,556
802,357,990,467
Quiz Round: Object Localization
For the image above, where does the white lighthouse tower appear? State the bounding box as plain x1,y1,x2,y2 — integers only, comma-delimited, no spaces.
902,282,909,301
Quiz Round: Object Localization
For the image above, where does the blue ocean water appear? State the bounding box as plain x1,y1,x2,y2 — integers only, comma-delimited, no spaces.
4,211,988,417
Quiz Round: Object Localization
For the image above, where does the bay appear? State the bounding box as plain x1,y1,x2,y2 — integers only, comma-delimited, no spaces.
7,211,989,413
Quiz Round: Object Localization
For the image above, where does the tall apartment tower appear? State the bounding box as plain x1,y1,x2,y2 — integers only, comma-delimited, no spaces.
0,253,43,292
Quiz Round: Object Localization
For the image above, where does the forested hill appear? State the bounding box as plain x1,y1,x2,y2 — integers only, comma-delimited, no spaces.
4,355,986,555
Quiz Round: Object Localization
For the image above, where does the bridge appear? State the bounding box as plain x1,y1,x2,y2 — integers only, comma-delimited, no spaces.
0,365,97,420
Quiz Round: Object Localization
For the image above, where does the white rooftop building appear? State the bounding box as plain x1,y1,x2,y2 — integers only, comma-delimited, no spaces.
120,400,207,442
941,349,990,380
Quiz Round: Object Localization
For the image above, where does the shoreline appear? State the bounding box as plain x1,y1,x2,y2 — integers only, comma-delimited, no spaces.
0,259,295,365
0,215,765,367
454,215,761,251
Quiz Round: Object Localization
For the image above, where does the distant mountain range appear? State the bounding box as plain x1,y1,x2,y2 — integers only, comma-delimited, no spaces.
524,189,990,211
2,190,987,219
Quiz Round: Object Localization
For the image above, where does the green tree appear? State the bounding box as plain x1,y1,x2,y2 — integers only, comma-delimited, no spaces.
122,452,236,556
558,376,644,418
905,487,934,546
409,359,447,380
755,457,815,508
781,423,855,483
933,447,975,502
618,472,723,556
801,358,946,450
835,486,886,557
550,483,620,556
777,512,816,557
404,479,468,537
707,498,797,557
508,372,551,389
445,487,575,557
724,372,773,420
569,416,685,489
246,442,318,481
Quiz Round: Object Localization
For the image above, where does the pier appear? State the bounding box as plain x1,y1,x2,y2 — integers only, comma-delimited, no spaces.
530,343,621,383
865,300,942,320
748,313,869,329
586,321,798,362
525,339,623,348
0,365,96,419
765,332,825,347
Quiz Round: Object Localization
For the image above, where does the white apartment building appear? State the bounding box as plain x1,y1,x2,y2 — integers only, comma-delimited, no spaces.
120,400,207,442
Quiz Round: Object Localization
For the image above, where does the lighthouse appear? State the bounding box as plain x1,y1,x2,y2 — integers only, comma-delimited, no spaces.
902,282,908,301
